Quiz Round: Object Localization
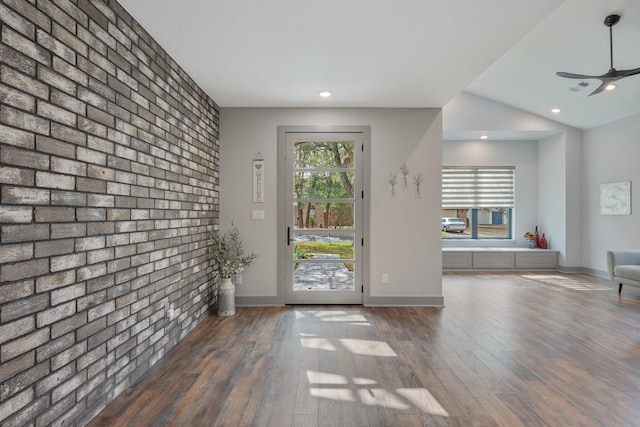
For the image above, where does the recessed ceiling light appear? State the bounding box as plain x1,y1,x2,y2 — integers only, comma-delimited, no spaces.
606,84,616,91
551,108,561,114
318,90,332,98
480,135,488,140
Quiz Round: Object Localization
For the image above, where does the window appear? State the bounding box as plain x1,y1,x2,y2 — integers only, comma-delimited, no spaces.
442,167,514,240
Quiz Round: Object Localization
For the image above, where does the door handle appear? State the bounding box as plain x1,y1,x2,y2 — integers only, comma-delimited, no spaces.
287,226,293,245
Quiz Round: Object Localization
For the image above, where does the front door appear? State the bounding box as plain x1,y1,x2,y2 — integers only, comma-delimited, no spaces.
279,128,367,304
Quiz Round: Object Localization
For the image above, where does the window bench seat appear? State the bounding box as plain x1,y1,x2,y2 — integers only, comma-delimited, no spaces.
443,247,559,270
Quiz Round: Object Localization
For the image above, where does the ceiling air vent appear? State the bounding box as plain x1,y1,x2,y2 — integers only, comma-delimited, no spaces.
569,81,590,92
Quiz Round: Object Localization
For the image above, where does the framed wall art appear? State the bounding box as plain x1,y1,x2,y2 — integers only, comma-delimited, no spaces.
600,181,631,215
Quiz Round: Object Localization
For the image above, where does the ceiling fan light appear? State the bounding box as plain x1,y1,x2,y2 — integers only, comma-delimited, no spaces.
480,135,488,140
606,84,616,91
551,108,560,114
318,90,332,98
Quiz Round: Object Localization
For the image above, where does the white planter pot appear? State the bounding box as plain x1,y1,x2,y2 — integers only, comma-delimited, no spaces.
217,277,236,316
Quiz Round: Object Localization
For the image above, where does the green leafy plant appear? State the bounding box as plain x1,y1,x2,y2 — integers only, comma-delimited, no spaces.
210,224,256,279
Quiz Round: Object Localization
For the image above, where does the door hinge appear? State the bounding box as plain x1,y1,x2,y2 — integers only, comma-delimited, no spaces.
361,190,364,199
361,285,364,293
361,238,364,246
361,143,364,152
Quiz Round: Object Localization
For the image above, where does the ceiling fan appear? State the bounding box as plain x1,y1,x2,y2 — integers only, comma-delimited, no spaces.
556,14,640,96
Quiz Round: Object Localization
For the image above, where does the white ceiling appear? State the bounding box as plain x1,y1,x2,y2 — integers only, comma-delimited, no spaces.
118,0,640,131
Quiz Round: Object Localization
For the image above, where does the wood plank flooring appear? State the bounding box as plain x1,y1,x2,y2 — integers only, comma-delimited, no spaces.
88,272,640,426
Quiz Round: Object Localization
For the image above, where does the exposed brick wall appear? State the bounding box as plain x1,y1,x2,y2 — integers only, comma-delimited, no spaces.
0,1,219,425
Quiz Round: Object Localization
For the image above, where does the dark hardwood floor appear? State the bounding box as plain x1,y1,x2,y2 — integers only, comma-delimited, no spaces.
88,272,640,426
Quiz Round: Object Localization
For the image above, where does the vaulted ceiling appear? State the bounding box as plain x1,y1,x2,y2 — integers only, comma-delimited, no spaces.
119,0,640,131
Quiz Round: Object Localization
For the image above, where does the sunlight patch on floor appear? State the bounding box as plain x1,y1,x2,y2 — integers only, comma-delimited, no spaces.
300,338,337,351
397,388,449,416
307,370,349,385
339,339,397,357
522,274,611,291
309,388,356,402
305,369,450,416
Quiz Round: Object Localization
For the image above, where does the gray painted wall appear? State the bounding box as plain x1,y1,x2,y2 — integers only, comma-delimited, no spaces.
219,108,443,305
582,113,640,274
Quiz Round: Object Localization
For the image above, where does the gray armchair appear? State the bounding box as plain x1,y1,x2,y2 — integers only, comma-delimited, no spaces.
607,250,640,294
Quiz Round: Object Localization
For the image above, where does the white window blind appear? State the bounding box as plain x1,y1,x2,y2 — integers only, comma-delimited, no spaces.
442,167,514,209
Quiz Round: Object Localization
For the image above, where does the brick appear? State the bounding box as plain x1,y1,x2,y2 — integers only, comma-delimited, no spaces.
50,283,85,306
107,182,130,195
51,88,87,115
77,147,106,165
75,236,105,251
108,155,131,171
1,328,49,362
2,26,51,66
87,165,115,181
51,341,86,371
115,244,136,259
0,316,35,346
87,105,114,127
3,0,52,33
78,116,107,137
0,124,35,149
76,177,107,193
0,82,35,111
115,221,135,233
0,388,33,424
87,194,114,207
0,243,32,264
50,123,86,146
35,357,74,393
34,239,74,258
88,300,115,322
77,263,107,281
1,65,49,99
0,258,48,282
0,206,33,224
1,146,50,169
0,351,34,383
50,252,86,272
35,172,75,190
106,234,129,247
107,209,130,221
87,135,115,154
52,21,87,56
37,65,75,95
36,301,76,329
2,186,50,205
1,224,49,243
0,44,35,78
107,258,130,274
35,270,75,293
0,3,35,39
76,208,106,222
51,312,87,339
87,325,114,350
35,135,76,158
36,29,76,64
51,157,87,176
87,221,115,236
78,86,108,110
0,105,49,135
87,248,114,264
50,190,87,206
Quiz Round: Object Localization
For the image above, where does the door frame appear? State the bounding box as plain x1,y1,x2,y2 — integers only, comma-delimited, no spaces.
277,126,370,304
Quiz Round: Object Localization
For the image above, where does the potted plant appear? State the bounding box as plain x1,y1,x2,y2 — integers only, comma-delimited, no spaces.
210,224,256,316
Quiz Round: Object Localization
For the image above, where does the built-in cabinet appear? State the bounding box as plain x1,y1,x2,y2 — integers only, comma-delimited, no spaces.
443,248,558,270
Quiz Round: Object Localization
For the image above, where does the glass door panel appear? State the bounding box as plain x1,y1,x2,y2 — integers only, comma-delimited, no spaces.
285,134,362,304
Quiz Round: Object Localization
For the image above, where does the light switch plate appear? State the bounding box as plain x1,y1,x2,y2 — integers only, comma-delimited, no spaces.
251,210,265,220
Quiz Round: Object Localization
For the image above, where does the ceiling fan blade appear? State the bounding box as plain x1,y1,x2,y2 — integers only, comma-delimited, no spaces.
588,81,608,96
615,67,640,77
556,71,599,80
